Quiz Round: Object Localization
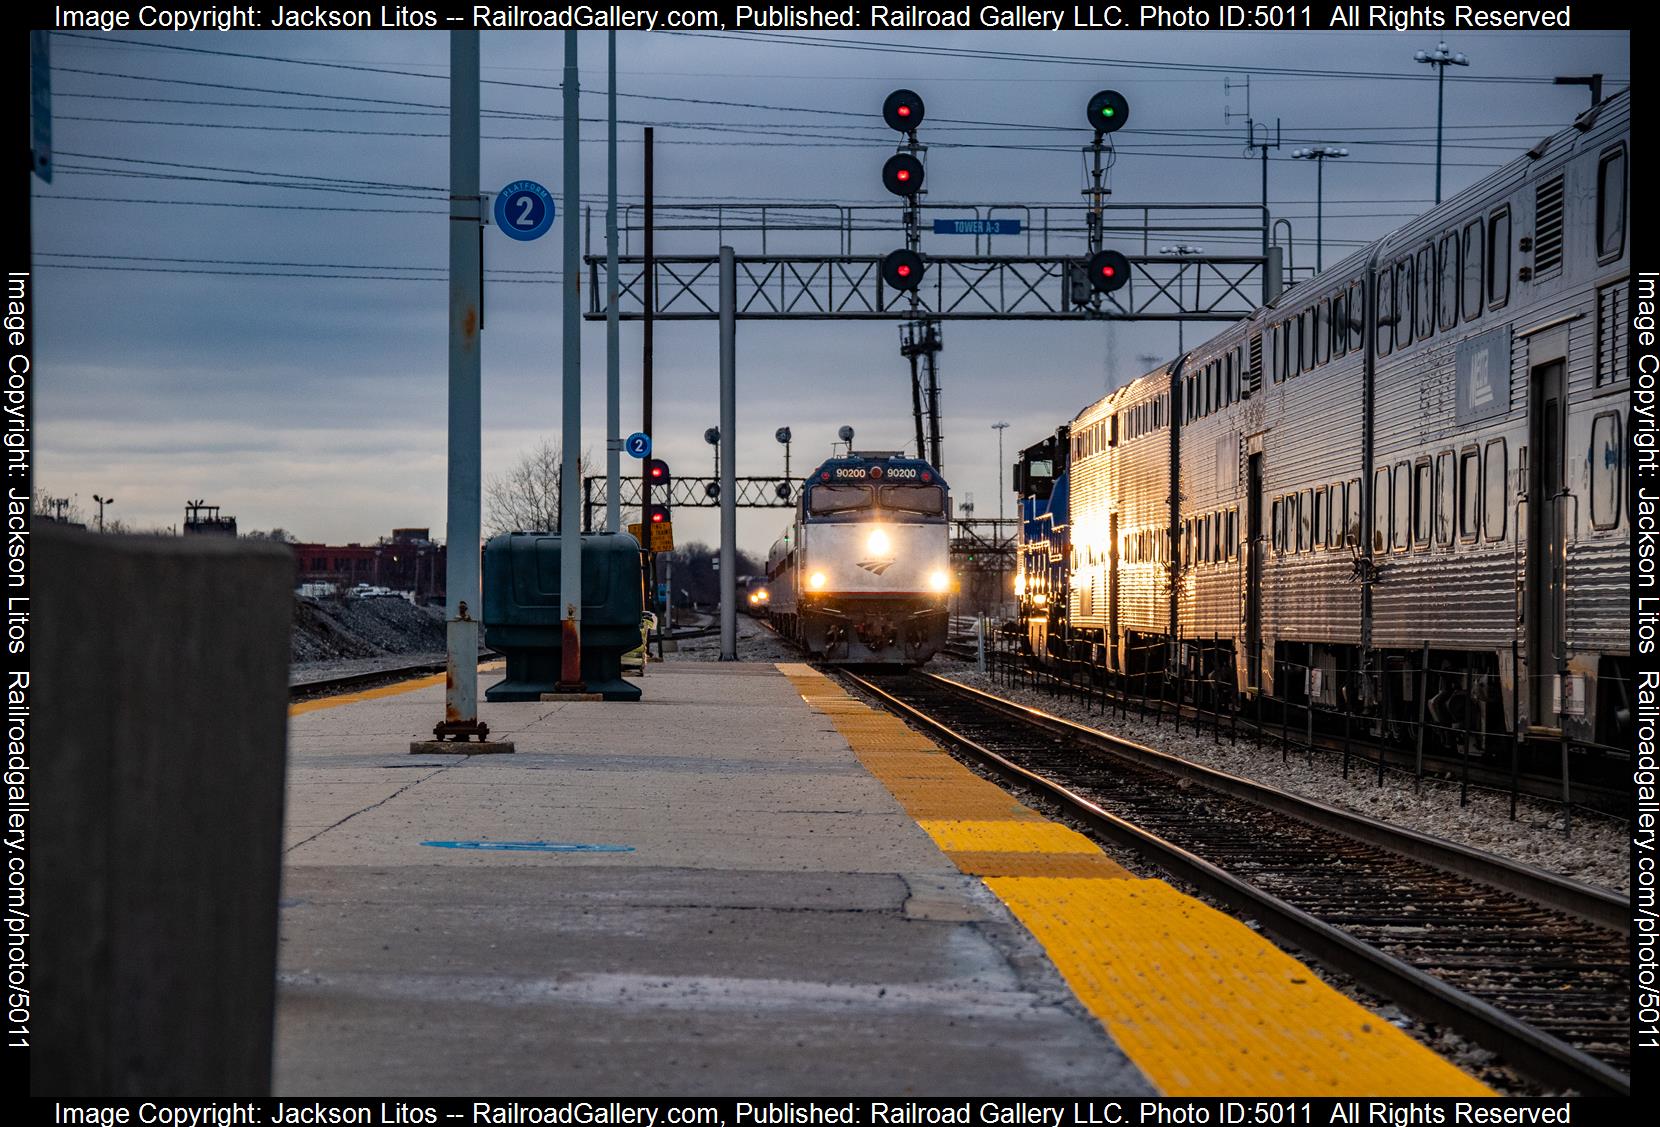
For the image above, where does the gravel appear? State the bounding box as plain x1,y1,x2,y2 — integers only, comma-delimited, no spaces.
935,665,1628,894
291,595,446,664
665,612,797,663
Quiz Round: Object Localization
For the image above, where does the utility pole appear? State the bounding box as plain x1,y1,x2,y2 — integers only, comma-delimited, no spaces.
1244,118,1280,302
557,30,583,689
604,31,620,534
1414,41,1469,205
991,422,1009,522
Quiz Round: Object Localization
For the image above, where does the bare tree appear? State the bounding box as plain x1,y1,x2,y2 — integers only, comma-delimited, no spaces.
245,528,298,543
485,439,595,537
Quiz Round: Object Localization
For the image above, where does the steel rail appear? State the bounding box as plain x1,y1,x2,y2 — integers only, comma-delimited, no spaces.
838,669,1631,1097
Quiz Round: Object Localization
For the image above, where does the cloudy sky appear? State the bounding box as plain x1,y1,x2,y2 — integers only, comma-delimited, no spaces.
31,26,1628,554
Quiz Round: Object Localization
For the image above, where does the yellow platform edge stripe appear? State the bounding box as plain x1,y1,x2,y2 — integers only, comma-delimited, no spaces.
290,661,507,716
777,664,1492,1098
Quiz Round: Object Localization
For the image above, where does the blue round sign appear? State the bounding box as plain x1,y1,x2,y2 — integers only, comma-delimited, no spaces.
625,432,652,459
494,180,555,242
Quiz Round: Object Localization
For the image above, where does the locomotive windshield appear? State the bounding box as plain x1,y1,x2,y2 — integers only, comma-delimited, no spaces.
807,481,946,517
878,483,945,515
808,484,872,514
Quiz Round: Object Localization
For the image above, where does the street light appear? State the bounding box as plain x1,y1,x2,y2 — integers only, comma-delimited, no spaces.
1290,146,1348,273
1159,245,1204,354
991,422,1010,522
92,493,115,533
1414,41,1469,205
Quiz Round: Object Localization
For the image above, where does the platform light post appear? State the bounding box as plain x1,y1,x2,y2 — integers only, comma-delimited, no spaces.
1289,147,1346,273
1414,41,1469,205
92,493,114,532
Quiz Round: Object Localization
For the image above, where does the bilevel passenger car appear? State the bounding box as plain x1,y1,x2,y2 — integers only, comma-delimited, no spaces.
1014,89,1630,749
767,451,952,664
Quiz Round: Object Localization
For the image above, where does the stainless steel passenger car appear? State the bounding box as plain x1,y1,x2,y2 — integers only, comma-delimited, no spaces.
1019,90,1630,747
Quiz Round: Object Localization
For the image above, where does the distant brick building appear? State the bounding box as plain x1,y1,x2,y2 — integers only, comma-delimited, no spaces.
293,528,446,604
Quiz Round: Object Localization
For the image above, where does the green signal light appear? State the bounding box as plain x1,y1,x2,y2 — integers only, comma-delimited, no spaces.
1102,107,1114,116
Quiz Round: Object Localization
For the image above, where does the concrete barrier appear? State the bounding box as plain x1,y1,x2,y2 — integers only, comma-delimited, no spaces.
32,526,293,1095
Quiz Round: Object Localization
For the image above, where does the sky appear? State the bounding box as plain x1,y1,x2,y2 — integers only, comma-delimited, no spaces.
31,25,1629,556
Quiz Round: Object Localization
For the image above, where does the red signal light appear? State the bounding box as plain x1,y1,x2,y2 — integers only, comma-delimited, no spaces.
897,104,911,118
896,168,910,182
1101,265,1115,277
897,264,912,277
650,510,664,523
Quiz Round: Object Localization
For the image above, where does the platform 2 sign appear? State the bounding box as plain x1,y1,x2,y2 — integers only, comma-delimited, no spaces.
628,521,674,553
493,179,555,242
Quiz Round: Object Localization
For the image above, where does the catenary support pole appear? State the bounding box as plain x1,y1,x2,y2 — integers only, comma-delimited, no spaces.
719,245,738,660
438,30,483,738
605,30,621,534
559,30,583,687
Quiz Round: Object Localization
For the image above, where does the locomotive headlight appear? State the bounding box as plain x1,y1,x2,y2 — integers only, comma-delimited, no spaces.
1035,593,1048,606
1014,574,1026,596
809,571,827,590
757,589,769,602
928,569,950,593
866,528,891,555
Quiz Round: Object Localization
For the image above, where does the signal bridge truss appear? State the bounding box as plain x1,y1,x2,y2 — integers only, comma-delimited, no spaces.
582,252,1268,322
583,475,796,532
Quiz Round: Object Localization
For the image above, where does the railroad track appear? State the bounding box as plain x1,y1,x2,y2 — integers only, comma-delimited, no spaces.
289,654,496,699
838,668,1631,1096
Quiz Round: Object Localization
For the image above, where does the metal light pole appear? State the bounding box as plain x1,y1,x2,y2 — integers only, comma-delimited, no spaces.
991,422,1009,522
1414,41,1469,205
1290,147,1347,273
92,493,113,532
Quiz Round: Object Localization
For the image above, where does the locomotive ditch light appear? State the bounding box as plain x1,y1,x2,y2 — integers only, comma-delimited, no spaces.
882,249,926,293
1087,249,1131,295
1086,89,1129,134
882,89,925,132
882,153,925,197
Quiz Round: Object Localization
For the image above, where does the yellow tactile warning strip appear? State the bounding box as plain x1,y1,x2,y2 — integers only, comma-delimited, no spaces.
776,662,1493,1098
289,662,506,717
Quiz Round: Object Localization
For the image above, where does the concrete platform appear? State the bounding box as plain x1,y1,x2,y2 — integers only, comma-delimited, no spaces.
275,663,1153,1095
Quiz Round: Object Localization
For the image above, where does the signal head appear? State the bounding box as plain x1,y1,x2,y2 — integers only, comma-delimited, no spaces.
774,426,792,445
646,458,670,484
1086,89,1129,134
1087,249,1131,294
882,153,925,197
881,249,926,293
704,481,721,499
882,89,925,132
646,503,670,524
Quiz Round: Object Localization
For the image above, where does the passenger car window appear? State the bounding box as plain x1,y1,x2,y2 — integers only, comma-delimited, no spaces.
1392,462,1410,551
1396,258,1415,347
1438,235,1458,331
1373,467,1390,553
1599,146,1626,260
1459,450,1481,540
1376,273,1394,356
1415,245,1435,340
1435,451,1455,546
1317,300,1330,366
1461,221,1483,322
1488,208,1510,309
1413,460,1432,546
1590,413,1621,529
1349,281,1365,352
1483,440,1507,541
